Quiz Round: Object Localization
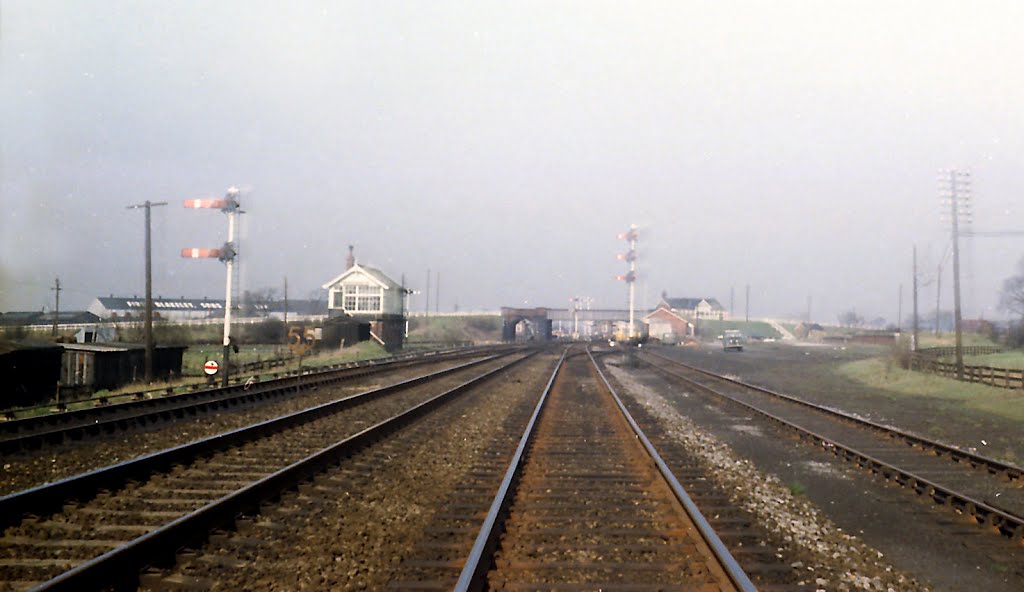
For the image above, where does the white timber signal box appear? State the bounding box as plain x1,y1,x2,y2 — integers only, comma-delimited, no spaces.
321,263,406,351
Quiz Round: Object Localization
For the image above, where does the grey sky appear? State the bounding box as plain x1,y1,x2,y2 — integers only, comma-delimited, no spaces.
2,1,1022,323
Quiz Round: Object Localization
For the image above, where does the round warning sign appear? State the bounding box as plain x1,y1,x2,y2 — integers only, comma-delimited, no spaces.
203,360,220,375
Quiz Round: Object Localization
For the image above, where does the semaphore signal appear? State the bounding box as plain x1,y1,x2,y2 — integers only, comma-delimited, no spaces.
616,224,638,340
181,186,242,386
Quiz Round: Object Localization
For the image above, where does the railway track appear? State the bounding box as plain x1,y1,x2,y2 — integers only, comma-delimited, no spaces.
641,348,1024,542
392,347,758,591
0,351,531,591
1,349,517,497
0,345,510,455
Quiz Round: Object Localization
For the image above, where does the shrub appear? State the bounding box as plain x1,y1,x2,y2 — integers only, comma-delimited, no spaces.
237,319,286,344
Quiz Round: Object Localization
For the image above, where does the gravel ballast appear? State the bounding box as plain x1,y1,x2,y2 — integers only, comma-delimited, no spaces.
607,364,930,592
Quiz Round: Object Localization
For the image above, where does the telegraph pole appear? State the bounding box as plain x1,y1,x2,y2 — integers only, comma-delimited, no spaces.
283,276,289,345
940,170,971,379
897,284,903,333
425,269,431,317
912,246,919,351
127,200,167,382
745,285,750,323
50,277,61,336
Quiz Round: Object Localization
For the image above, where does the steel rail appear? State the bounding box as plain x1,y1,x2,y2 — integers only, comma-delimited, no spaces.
453,348,566,591
587,349,757,592
29,351,534,591
0,346,509,454
646,349,1023,483
643,351,1024,541
6,347,441,418
0,344,498,435
0,353,512,530
454,347,757,592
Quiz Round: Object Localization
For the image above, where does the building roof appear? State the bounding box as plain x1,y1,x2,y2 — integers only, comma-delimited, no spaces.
61,343,132,353
92,296,326,317
0,339,65,356
662,297,724,311
644,307,693,325
242,299,327,316
62,342,187,352
92,296,226,312
322,263,405,291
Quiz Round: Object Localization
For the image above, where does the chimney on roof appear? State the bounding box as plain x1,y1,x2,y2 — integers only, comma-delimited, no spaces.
346,245,356,270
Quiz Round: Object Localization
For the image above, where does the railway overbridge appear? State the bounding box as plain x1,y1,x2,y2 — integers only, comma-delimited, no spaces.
501,306,646,341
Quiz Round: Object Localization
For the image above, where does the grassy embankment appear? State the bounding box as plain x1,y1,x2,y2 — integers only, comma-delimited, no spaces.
914,332,1002,348
696,319,782,340
837,354,1024,423
956,351,1024,370
6,340,391,419
45,341,389,416
180,340,389,376
406,315,502,345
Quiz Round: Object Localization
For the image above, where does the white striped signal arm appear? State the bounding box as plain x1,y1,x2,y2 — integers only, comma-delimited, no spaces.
181,248,222,259
183,198,228,209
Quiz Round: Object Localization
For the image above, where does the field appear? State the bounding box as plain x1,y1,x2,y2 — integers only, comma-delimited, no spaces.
695,319,781,340
406,315,503,344
182,344,288,376
958,351,1024,370
91,341,389,401
837,357,1024,423
914,332,1001,348
670,342,1024,465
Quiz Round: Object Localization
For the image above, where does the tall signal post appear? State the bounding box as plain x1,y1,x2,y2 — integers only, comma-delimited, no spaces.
569,297,582,340
939,170,971,379
126,200,167,382
181,187,241,386
912,246,919,352
616,225,638,340
50,277,62,336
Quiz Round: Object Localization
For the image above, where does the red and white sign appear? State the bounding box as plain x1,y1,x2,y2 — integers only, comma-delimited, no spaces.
203,360,220,375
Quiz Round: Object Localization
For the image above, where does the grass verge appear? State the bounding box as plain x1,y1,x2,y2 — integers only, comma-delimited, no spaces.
958,351,1024,370
837,358,1024,422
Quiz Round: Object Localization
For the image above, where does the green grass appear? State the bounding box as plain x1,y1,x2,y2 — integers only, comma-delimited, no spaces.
183,341,390,374
407,315,502,343
959,351,1024,370
6,341,393,419
837,358,1024,422
787,481,807,496
297,341,388,368
914,333,1000,348
696,319,781,340
182,344,287,375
